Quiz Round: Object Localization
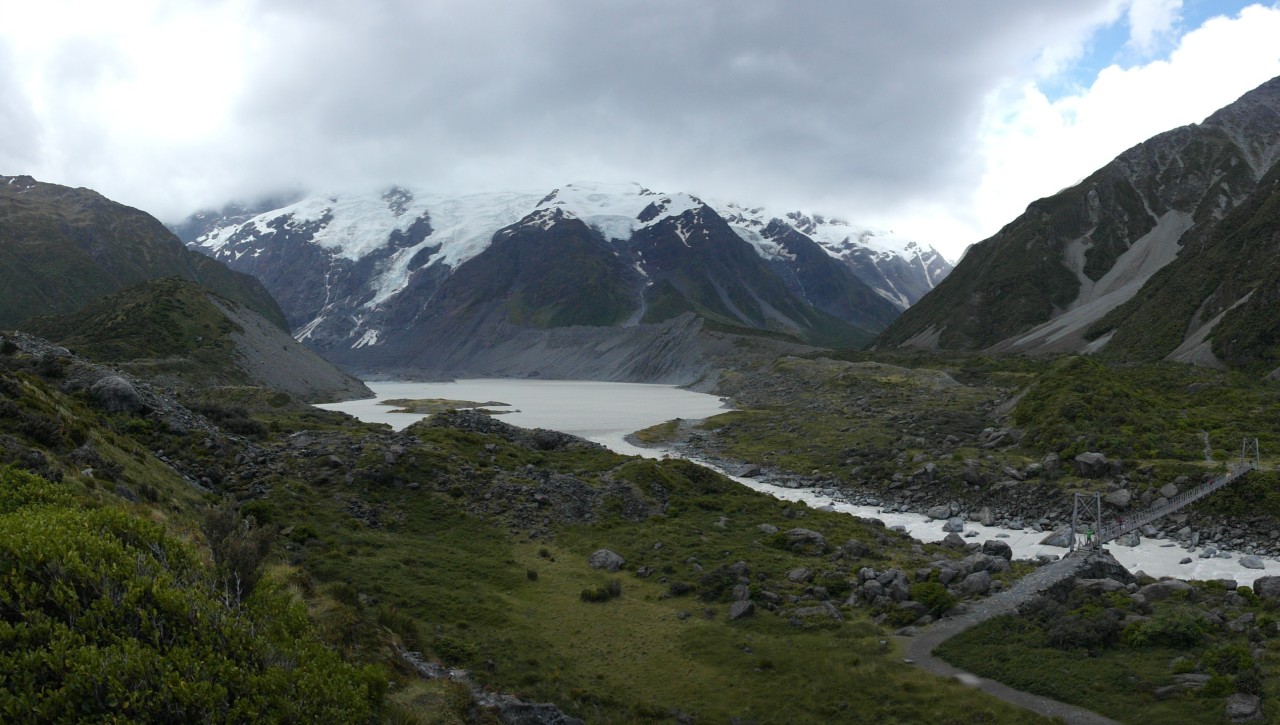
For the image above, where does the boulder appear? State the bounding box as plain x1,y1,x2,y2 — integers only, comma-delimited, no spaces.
1225,693,1262,722
1041,453,1061,478
587,549,625,572
1039,528,1073,548
976,506,996,526
1159,483,1180,499
757,523,779,535
1116,532,1141,547
941,533,966,549
1073,452,1109,478
1240,555,1266,570
981,539,1013,560
1138,580,1193,602
926,505,951,520
959,571,992,596
89,375,145,414
729,600,755,621
1104,488,1132,509
1253,575,1280,602
942,517,965,533
787,567,814,583
783,528,827,555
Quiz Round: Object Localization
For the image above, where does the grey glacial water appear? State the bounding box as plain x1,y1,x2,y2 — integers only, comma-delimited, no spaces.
320,378,1276,585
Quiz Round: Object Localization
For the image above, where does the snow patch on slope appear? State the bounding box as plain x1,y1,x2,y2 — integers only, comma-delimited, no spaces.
535,181,704,240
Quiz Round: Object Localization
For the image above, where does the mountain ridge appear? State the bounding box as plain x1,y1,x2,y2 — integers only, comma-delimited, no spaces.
875,74,1280,374
180,182,948,376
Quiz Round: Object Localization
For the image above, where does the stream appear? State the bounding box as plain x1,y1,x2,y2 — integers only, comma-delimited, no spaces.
319,379,1277,585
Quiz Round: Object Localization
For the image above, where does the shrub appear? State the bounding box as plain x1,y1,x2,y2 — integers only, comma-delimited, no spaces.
1123,607,1210,648
0,468,385,722
581,579,623,602
909,581,957,618
202,499,275,602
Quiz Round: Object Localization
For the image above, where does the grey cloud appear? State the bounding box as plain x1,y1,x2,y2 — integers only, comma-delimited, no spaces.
8,0,1119,231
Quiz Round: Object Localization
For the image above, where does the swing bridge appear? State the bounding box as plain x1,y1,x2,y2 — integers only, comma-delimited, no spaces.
1069,437,1263,552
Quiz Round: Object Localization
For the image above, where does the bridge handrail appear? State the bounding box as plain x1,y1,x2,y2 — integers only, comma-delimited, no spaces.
1095,463,1253,544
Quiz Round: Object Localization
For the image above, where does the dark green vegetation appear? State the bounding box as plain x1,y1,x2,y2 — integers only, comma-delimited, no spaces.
0,467,384,724
694,352,1280,514
20,278,369,403
0,175,285,330
23,278,246,385
0,338,1049,722
380,398,509,414
936,581,1279,723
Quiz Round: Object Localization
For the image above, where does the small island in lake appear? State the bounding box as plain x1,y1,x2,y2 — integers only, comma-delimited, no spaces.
378,398,513,415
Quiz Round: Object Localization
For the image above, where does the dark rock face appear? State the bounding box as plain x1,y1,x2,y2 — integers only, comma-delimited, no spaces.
877,74,1280,370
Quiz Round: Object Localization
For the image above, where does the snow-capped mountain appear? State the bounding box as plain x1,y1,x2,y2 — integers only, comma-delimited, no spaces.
715,202,950,309
178,182,950,377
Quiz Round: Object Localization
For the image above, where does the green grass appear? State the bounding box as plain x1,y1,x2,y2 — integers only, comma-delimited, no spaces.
233,411,1047,722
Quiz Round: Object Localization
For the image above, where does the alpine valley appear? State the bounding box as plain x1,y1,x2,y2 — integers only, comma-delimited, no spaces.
177,182,951,381
8,72,1280,725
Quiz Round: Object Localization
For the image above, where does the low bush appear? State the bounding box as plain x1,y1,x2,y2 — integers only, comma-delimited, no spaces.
581,579,623,603
0,467,385,722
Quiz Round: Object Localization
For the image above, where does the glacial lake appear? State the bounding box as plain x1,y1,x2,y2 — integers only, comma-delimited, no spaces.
320,378,1276,585
316,378,733,457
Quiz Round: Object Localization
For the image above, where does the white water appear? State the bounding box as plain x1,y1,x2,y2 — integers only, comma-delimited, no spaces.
320,379,1275,585
316,379,732,457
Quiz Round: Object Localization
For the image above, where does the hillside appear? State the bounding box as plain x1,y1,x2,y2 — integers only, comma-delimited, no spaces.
875,75,1280,373
21,278,370,402
0,175,286,330
0,331,1047,723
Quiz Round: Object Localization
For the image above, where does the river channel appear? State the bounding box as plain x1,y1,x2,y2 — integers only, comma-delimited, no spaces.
319,379,1276,585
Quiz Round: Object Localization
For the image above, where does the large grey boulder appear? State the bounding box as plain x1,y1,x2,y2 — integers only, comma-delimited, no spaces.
976,506,996,526
1040,528,1074,548
587,549,625,572
1104,488,1132,509
1159,482,1180,499
729,600,755,621
89,375,146,413
941,533,966,549
1116,532,1141,547
1253,575,1280,602
926,505,951,520
783,528,827,555
959,571,992,596
1240,555,1266,570
942,517,966,533
1073,452,1110,478
981,539,1013,560
1225,693,1263,722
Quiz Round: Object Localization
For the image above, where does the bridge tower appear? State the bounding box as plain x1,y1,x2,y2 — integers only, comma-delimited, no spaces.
1069,492,1103,552
1241,437,1261,469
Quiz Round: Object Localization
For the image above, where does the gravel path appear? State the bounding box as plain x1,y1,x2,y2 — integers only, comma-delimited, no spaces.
898,553,1120,725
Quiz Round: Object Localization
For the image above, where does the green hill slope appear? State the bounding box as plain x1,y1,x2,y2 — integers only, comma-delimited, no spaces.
0,175,286,330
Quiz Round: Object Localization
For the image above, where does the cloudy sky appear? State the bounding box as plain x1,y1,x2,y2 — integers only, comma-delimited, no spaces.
3,0,1279,260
